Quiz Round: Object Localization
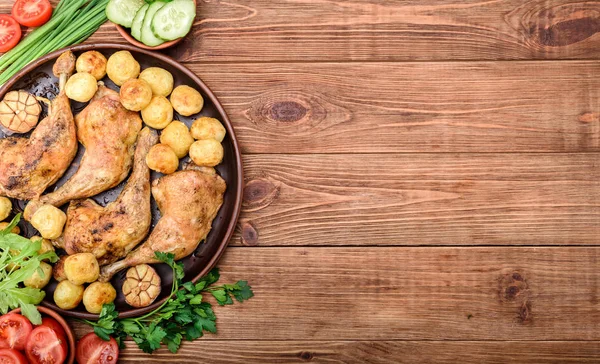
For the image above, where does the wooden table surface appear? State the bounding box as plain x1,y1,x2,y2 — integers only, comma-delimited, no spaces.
5,0,600,362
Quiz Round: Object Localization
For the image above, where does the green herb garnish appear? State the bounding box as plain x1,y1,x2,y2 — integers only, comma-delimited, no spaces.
0,214,59,324
85,252,253,353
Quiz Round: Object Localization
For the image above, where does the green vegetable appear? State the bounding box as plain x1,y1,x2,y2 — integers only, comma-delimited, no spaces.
0,0,110,86
140,1,166,47
150,0,196,41
105,0,146,28
0,215,58,324
84,252,254,353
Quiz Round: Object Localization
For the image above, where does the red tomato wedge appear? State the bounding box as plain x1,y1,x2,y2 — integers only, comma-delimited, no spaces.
0,349,28,364
76,333,119,364
11,0,52,27
0,15,21,53
0,313,32,351
25,326,67,364
38,317,66,340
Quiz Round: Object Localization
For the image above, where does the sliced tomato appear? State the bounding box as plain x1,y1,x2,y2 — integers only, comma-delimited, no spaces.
76,333,118,364
0,313,32,351
0,15,21,53
11,0,52,27
38,317,66,340
25,326,67,364
0,349,28,364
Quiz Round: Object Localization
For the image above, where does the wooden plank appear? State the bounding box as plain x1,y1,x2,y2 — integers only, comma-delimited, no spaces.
69,247,600,341
100,0,600,62
113,340,600,363
7,1,600,62
234,153,600,246
189,61,600,153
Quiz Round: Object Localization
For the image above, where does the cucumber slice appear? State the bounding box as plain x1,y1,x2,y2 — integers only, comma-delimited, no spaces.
131,4,149,41
141,2,166,47
106,0,146,28
151,0,196,41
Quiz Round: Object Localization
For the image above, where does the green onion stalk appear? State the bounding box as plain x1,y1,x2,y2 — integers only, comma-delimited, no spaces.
0,0,109,85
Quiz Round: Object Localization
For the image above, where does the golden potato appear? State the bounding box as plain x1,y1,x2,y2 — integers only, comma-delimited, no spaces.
31,236,55,259
64,253,99,285
141,96,173,129
65,72,98,103
54,280,84,310
139,67,174,97
30,204,66,240
76,51,107,80
160,121,194,158
83,282,117,314
170,85,203,116
145,144,179,174
120,78,152,111
106,50,140,86
190,117,226,142
24,261,52,289
53,255,68,282
189,139,224,167
0,222,20,234
0,197,11,221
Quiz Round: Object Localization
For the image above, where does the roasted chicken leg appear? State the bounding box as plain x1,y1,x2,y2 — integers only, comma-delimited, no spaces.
99,166,226,281
55,127,158,265
25,85,142,220
0,51,78,200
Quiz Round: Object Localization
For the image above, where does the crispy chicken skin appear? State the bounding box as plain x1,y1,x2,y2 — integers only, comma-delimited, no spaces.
0,51,78,200
55,127,158,265
99,165,226,281
24,85,142,220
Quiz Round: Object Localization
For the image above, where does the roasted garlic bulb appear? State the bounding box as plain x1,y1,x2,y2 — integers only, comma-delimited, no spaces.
122,264,161,308
0,91,41,133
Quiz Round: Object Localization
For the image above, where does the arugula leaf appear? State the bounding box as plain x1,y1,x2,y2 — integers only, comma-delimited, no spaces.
86,253,254,354
0,215,58,324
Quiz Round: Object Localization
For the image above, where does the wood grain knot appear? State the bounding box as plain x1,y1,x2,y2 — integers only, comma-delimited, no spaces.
498,271,533,324
511,3,600,47
499,272,528,302
243,178,279,211
298,351,314,361
270,101,307,122
579,112,599,123
240,221,259,246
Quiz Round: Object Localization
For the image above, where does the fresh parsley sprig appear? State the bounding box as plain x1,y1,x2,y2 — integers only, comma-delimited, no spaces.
85,252,253,353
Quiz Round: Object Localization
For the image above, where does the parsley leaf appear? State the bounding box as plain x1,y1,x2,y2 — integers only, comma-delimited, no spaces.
85,252,254,354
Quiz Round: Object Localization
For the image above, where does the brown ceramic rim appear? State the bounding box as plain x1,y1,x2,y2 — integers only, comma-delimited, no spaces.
0,43,243,320
10,306,76,364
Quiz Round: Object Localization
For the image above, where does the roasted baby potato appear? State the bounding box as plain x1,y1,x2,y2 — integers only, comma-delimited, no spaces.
30,204,66,240
54,280,84,310
141,95,173,129
170,85,203,116
139,67,174,97
0,197,11,221
53,255,68,282
0,222,19,234
190,117,226,142
120,78,153,111
145,144,179,174
83,282,117,314
160,121,194,158
65,72,98,102
76,51,107,80
189,139,224,167
24,261,52,289
122,264,161,308
106,50,140,86
64,253,100,285
31,236,55,259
